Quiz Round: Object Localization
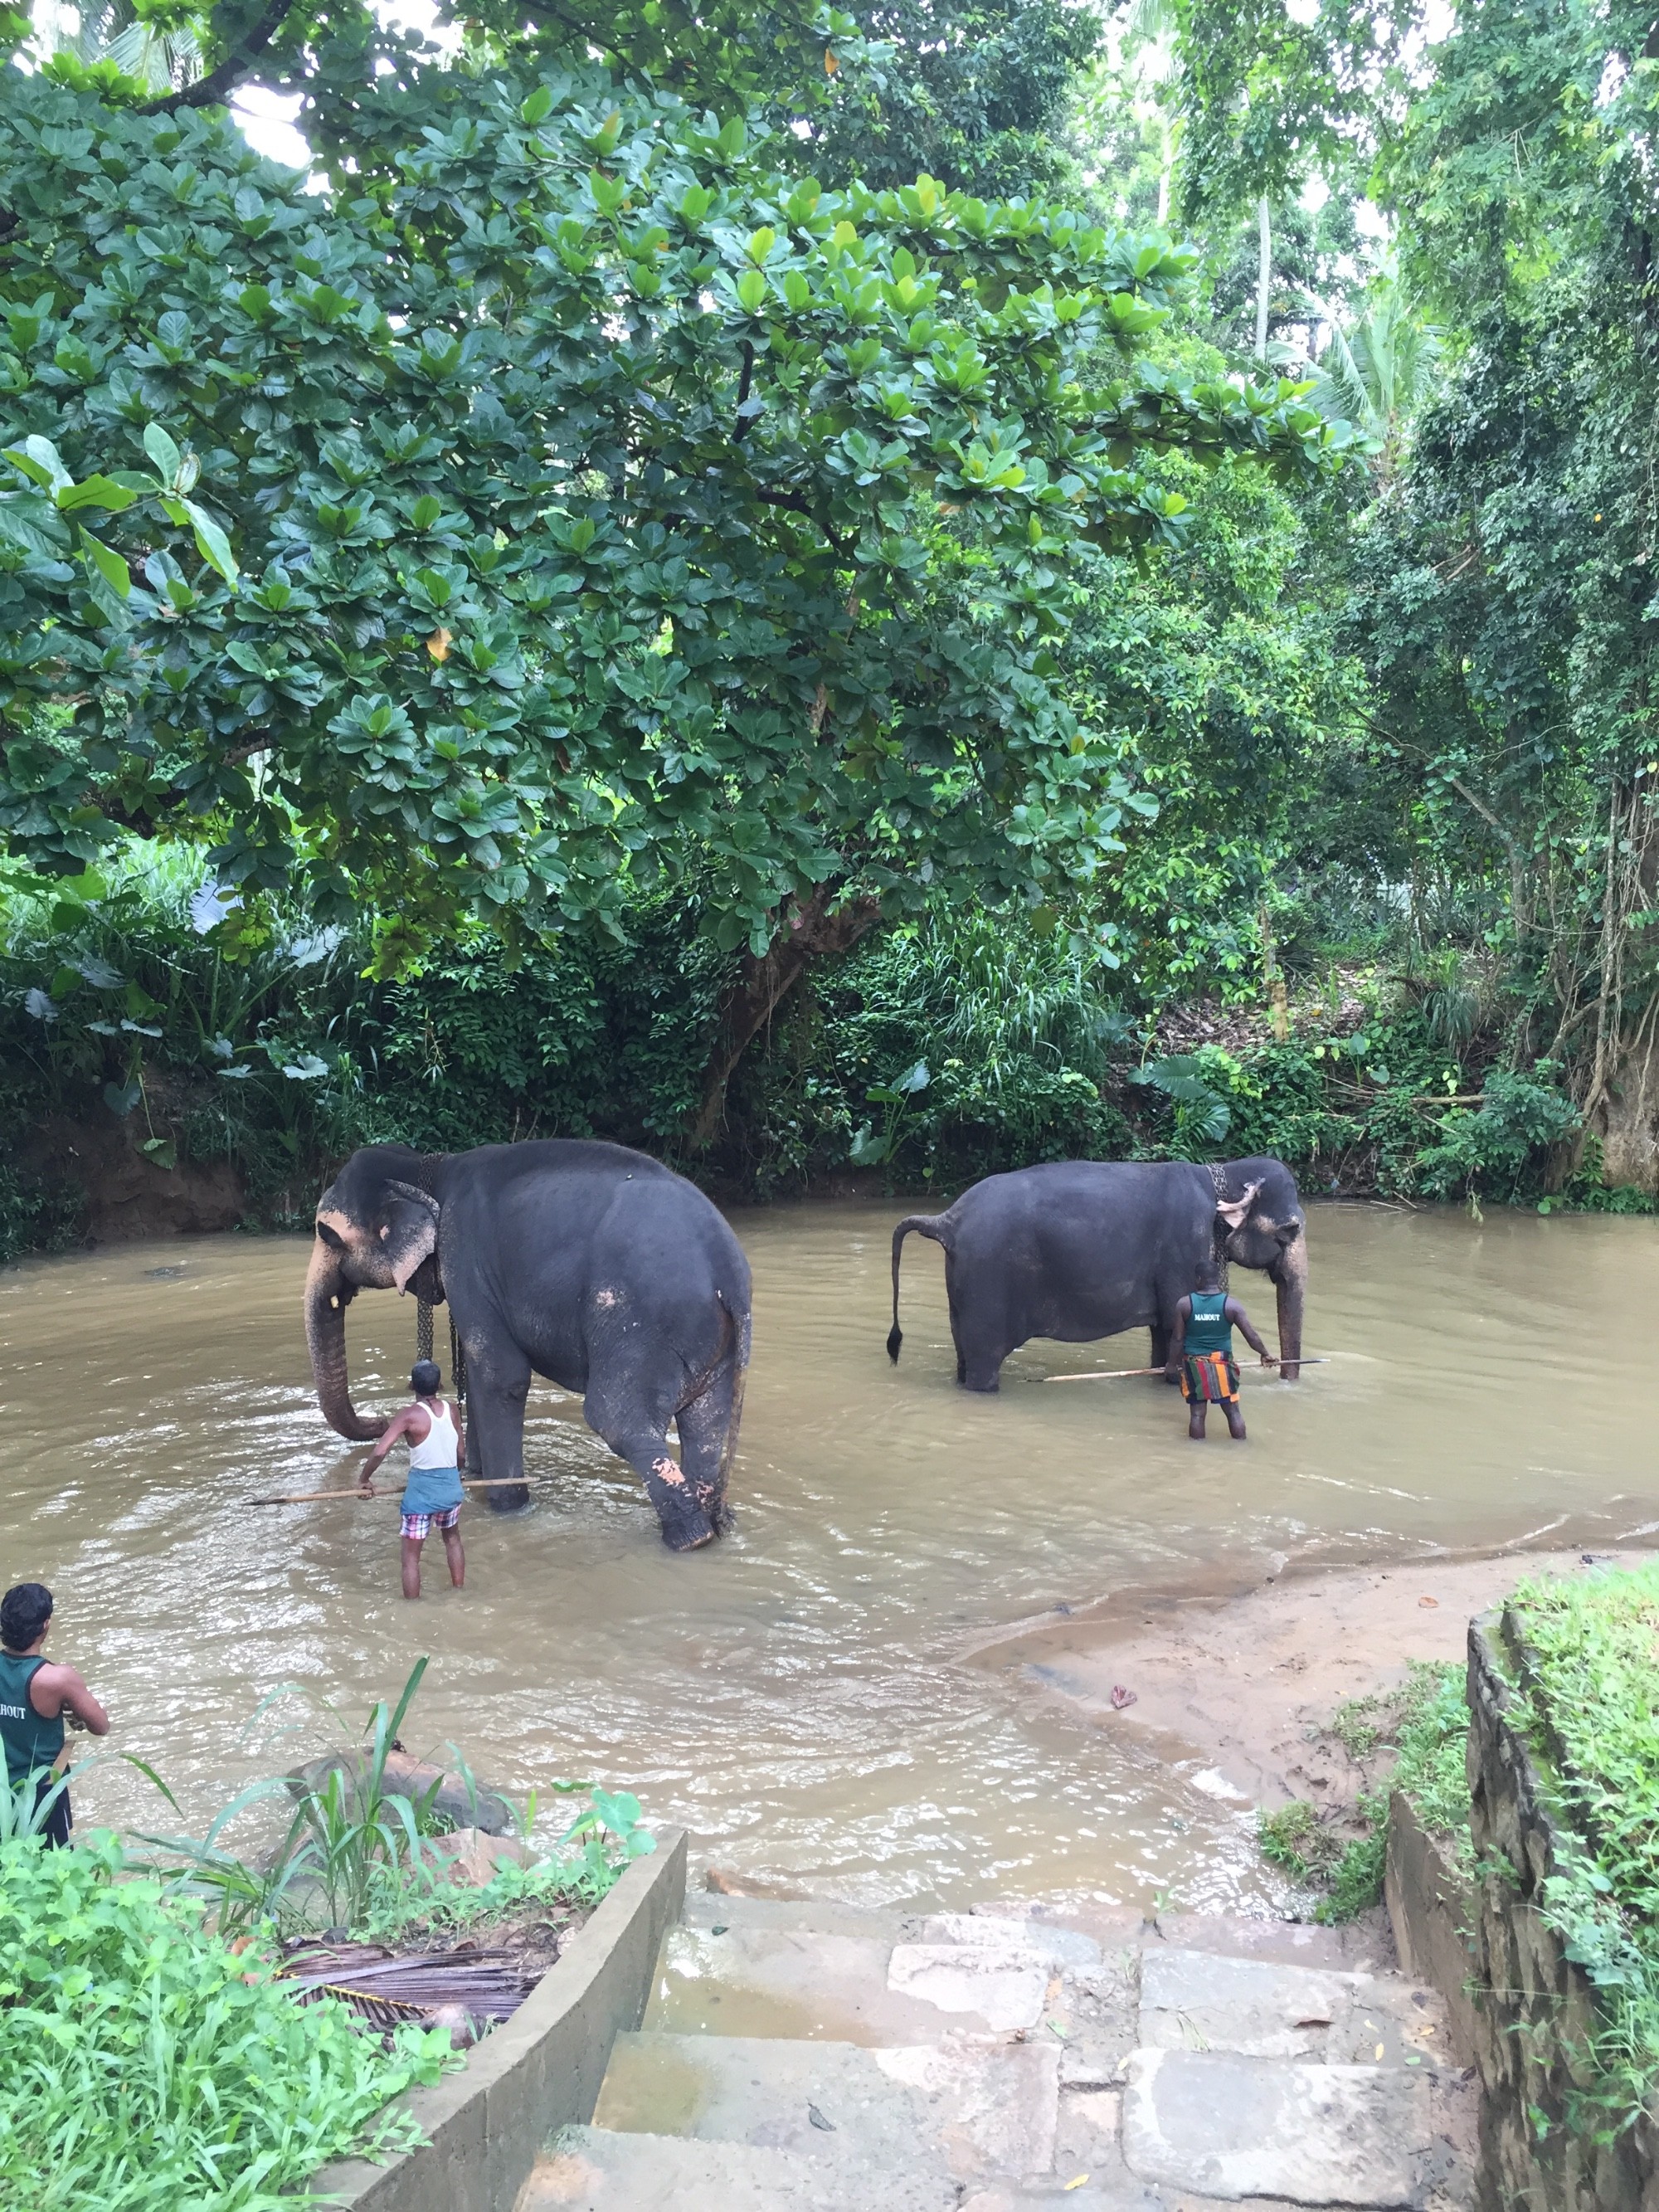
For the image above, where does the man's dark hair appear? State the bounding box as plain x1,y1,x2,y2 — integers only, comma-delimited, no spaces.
1,1582,53,1651
1193,1259,1222,1291
411,1360,442,1396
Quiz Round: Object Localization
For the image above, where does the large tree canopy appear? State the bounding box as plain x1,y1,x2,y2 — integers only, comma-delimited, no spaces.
1,60,1347,981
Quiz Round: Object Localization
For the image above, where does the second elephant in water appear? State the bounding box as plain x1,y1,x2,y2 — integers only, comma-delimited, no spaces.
887,1155,1306,1391
304,1139,750,1550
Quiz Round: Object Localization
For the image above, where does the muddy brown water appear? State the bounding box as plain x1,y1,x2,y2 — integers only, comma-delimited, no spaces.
1,1201,1653,1912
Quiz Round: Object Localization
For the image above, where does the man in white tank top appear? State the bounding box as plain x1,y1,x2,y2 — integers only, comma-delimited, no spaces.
358,1361,466,1600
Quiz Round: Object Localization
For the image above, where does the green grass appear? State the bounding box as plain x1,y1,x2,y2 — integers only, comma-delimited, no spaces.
0,1829,455,2211
1257,1660,1472,1923
1508,1561,1659,2132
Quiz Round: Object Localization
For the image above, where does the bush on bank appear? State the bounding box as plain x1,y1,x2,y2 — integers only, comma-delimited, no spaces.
0,850,1649,1263
1510,1562,1659,2134
0,1829,453,2211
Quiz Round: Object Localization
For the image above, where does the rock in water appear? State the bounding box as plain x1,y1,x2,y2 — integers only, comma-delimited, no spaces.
285,1748,517,1835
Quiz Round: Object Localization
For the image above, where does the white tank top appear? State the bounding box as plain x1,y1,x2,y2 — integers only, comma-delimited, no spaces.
407,1400,459,1469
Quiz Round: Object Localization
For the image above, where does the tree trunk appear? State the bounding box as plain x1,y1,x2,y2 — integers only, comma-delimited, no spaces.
688,888,883,1150
1255,194,1272,361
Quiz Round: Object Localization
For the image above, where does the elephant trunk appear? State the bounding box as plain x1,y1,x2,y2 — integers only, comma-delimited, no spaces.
1272,1232,1307,1382
305,1239,388,1442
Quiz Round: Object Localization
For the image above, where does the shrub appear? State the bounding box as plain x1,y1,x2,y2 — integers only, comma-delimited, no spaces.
1507,1561,1659,2130
1257,1661,1472,1922
0,1830,453,2210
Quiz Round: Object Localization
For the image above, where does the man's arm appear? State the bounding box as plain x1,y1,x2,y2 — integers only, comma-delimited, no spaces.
1225,1295,1277,1367
1164,1295,1191,1378
32,1663,109,1737
360,1405,423,1491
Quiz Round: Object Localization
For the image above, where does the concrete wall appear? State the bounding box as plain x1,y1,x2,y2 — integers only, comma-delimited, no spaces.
309,1826,687,2212
1384,1788,1481,2069
1460,1613,1659,2212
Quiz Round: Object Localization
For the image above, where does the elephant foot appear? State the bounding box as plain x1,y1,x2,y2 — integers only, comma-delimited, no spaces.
484,1483,532,1513
659,1507,716,1552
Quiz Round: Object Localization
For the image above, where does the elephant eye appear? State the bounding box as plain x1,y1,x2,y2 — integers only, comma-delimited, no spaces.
1277,1220,1301,1242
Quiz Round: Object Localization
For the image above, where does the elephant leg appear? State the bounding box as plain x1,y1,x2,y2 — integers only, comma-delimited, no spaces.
585,1361,717,1551
462,1339,532,1513
676,1362,742,1537
956,1318,1009,1393
1150,1323,1179,1382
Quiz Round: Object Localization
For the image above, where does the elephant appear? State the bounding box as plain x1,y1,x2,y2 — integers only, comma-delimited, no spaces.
886,1155,1306,1392
304,1139,751,1550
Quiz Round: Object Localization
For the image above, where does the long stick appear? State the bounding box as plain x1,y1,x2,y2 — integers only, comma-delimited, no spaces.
250,1479,545,1506
1044,1358,1328,1384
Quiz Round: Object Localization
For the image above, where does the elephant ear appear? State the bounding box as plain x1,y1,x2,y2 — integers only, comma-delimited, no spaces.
1214,1177,1264,1230
382,1179,440,1294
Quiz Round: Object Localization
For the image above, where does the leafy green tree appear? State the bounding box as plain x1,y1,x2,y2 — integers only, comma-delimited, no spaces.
1305,270,1439,480
798,0,1103,197
0,55,1348,1135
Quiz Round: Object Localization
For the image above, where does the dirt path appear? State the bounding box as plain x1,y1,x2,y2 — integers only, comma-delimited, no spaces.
963,1546,1653,1809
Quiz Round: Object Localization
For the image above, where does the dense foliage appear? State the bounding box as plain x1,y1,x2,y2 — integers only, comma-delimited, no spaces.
1511,1563,1659,2129
0,1828,453,2210
5,0,1659,1236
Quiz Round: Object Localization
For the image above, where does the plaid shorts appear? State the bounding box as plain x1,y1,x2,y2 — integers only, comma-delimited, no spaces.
400,1503,461,1540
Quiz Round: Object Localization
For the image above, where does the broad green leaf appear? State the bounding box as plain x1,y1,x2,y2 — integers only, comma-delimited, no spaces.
142,421,182,484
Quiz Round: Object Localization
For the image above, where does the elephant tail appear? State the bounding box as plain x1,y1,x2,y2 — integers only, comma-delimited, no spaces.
888,1214,951,1364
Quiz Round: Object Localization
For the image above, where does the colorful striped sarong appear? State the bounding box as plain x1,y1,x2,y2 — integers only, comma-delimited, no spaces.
1181,1350,1239,1404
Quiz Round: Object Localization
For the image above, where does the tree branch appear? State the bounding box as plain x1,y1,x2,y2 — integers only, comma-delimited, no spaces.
752,490,853,558
141,0,298,113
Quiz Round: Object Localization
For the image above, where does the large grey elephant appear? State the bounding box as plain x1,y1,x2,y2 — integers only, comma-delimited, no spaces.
305,1139,751,1549
887,1156,1306,1391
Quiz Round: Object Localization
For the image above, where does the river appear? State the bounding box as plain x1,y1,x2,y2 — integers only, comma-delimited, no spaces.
1,1200,1652,1909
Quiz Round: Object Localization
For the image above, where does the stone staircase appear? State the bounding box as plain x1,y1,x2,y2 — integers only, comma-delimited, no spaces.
513,1893,1477,2212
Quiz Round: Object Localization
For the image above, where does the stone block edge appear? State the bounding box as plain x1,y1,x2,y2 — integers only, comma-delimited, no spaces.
304,1824,688,2212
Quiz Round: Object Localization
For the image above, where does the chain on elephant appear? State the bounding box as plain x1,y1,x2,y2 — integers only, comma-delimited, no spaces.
414,1297,466,1406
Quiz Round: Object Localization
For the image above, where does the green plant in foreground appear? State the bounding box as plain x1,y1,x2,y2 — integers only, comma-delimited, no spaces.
143,1660,654,1944
143,1658,455,1936
0,1830,454,2211
1506,1562,1659,2133
1257,1661,1471,1923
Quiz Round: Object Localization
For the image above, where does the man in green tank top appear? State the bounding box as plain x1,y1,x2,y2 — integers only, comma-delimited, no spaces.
0,1582,109,1845
1165,1259,1277,1441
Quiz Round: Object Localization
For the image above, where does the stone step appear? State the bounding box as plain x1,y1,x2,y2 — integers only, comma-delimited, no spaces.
1121,2048,1447,2208
594,2029,1060,2180
649,1920,1051,2044
1139,1947,1455,2068
1150,1912,1393,1974
517,2126,958,2211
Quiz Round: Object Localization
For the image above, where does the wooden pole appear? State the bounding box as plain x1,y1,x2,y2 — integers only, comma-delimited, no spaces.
1044,1358,1327,1384
250,1478,543,1506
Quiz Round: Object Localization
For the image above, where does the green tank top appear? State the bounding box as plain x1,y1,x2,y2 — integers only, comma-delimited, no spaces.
0,1651,63,1786
1185,1291,1233,1357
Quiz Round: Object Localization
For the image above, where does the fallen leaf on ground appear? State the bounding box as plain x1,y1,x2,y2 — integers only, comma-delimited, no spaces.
808,2103,834,2132
1111,1684,1136,1708
1064,2179,1090,2193
1418,1596,1438,1608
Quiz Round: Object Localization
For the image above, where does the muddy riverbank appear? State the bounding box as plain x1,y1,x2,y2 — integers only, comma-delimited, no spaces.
2,1201,1655,1911
966,1546,1655,1815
